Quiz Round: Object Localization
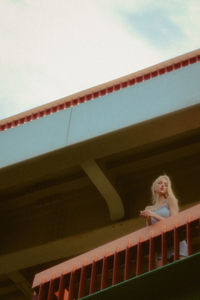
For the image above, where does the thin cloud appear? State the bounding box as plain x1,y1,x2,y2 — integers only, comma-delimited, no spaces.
118,7,186,49
0,0,162,119
108,0,200,52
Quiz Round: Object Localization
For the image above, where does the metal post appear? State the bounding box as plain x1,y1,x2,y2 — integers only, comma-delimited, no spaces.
112,251,119,285
174,226,179,261
136,240,142,276
100,256,108,290
124,245,131,280
89,260,97,294
186,219,192,256
57,274,66,300
38,282,46,300
148,236,155,271
68,271,76,300
78,265,86,299
47,277,56,300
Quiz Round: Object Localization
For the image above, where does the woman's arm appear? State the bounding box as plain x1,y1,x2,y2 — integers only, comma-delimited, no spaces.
149,210,165,221
168,197,179,216
140,209,165,221
140,208,152,226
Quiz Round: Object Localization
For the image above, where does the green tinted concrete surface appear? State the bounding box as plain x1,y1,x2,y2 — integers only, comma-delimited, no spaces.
80,252,200,300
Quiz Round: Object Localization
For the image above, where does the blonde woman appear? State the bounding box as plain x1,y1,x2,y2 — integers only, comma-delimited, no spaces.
140,175,188,267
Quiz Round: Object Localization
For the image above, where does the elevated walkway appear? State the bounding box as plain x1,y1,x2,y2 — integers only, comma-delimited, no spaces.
32,204,200,300
81,252,200,300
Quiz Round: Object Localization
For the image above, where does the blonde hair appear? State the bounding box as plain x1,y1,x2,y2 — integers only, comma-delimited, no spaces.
151,175,179,210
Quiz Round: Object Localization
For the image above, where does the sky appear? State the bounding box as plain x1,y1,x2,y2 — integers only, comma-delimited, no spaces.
0,0,199,120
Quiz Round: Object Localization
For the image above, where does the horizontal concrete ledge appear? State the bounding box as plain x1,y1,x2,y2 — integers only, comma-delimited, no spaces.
1,60,200,169
1,103,200,192
1,49,199,128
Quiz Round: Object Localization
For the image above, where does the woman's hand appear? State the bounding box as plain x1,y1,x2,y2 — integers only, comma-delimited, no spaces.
140,209,165,222
140,209,152,218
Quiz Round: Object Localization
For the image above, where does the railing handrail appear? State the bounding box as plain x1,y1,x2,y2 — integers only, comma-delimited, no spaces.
32,203,200,288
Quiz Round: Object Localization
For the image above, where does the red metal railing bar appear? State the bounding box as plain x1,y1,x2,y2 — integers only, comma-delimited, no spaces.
124,245,131,280
199,218,200,235
47,277,56,300
57,273,66,300
100,256,108,290
68,271,76,300
89,260,97,294
136,241,142,276
198,219,200,250
78,265,86,299
112,251,119,285
186,221,192,256
38,282,46,300
173,226,179,261
148,236,155,271
55,289,70,300
161,230,167,266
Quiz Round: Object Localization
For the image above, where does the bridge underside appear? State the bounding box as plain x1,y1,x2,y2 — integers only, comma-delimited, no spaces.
0,104,200,299
0,52,200,299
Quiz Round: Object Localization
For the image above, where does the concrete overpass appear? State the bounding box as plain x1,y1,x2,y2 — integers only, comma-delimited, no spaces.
0,49,200,299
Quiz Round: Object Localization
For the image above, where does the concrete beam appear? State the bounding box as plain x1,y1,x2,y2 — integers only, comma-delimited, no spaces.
0,176,89,212
81,160,124,221
109,140,200,179
0,201,197,276
0,104,200,192
0,216,144,275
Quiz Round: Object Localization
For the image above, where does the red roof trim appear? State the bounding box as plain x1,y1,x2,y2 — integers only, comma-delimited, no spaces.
0,51,200,132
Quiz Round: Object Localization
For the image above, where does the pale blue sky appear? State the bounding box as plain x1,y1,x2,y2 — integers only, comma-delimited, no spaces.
0,0,199,120
119,7,186,48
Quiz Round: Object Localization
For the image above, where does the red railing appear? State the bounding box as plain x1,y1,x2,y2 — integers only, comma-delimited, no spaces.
32,204,200,300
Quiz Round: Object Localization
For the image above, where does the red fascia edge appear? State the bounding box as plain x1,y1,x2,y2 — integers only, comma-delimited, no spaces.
1,56,199,132
32,203,200,288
